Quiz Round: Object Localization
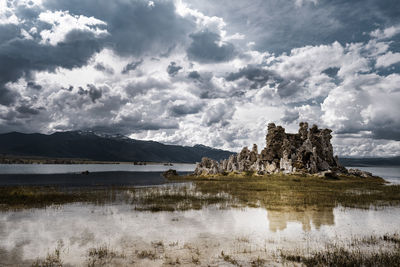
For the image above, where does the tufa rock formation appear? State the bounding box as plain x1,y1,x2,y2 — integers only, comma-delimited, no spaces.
194,122,354,176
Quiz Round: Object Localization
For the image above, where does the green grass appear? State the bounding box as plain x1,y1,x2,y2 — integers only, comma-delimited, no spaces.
170,173,400,211
1,172,400,212
0,186,117,210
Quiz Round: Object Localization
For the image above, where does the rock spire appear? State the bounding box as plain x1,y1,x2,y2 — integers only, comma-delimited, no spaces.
194,122,348,176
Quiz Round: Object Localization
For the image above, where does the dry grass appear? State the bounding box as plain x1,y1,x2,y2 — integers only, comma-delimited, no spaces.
31,242,64,267
136,250,157,260
281,233,400,267
87,245,125,266
221,251,239,266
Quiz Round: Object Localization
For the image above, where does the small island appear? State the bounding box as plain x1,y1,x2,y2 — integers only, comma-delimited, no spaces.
192,122,372,178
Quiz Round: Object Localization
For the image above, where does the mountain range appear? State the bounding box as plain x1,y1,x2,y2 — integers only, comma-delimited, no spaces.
0,131,234,163
338,156,400,167
1,131,399,165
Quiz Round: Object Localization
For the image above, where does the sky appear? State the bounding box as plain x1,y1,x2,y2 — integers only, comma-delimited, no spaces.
0,0,400,157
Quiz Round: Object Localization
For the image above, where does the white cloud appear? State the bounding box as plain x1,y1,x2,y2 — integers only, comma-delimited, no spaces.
375,52,400,68
38,10,108,45
0,1,20,25
294,0,319,7
370,25,400,40
334,137,400,158
2,0,400,157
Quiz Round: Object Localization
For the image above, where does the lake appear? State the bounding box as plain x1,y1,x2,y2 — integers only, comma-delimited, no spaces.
352,166,400,184
0,163,196,186
0,163,196,174
0,163,398,185
0,164,399,265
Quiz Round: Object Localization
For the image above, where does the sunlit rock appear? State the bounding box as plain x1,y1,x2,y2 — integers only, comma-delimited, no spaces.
193,122,371,177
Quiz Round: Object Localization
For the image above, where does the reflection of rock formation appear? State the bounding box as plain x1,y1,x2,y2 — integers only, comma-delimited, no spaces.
267,207,335,232
194,122,372,177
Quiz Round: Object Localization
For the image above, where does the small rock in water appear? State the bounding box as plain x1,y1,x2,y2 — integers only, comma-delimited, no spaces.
348,168,373,178
81,170,89,175
163,169,178,178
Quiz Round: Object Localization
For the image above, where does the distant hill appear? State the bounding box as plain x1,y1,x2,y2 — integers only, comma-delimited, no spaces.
0,131,235,163
339,156,400,167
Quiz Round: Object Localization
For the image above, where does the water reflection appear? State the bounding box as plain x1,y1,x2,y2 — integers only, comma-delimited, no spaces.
0,204,399,266
267,206,334,232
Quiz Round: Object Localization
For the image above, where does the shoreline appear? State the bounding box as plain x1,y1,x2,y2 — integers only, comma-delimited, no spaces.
0,155,194,165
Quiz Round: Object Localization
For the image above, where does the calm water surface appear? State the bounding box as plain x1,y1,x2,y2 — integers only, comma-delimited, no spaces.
0,203,399,265
351,166,400,184
0,163,196,186
0,163,196,174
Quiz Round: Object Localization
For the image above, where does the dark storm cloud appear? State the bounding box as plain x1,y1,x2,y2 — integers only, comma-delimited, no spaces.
121,59,143,74
15,2,42,21
277,79,302,98
0,24,21,44
61,85,74,91
226,65,277,89
186,72,225,99
321,67,340,78
188,71,201,79
27,81,42,90
0,0,195,107
281,109,299,124
337,122,400,141
372,127,400,141
168,103,203,117
0,29,103,105
0,88,18,106
94,63,115,75
125,78,169,97
185,0,400,54
226,65,304,98
167,62,182,76
202,103,233,126
333,116,400,142
87,84,102,103
88,118,179,135
44,0,195,56
77,84,103,103
15,105,41,115
187,31,235,63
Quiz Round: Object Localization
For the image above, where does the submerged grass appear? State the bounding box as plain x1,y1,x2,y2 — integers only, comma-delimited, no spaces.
0,186,118,211
127,185,232,212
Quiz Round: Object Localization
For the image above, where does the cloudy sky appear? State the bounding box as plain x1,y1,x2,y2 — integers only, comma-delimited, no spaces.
0,0,400,157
